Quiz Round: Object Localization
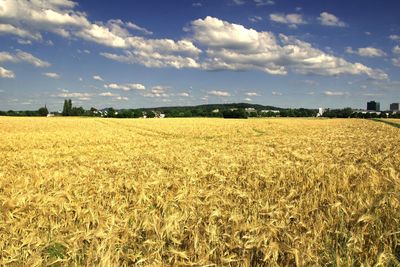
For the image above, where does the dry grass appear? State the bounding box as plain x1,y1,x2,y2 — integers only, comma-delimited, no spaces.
0,117,399,266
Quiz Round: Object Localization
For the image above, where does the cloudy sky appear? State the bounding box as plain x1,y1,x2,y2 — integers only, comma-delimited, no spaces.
0,0,399,111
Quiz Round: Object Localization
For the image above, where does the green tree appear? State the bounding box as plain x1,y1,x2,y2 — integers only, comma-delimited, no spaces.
38,106,49,116
146,111,155,118
62,100,68,116
62,99,73,116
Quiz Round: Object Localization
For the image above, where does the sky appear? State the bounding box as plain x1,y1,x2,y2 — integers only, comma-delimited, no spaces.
0,0,399,111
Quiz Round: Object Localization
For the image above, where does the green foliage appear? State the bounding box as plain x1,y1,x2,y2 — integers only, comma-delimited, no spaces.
222,109,248,119
38,106,49,116
62,99,73,116
146,111,156,118
46,243,67,260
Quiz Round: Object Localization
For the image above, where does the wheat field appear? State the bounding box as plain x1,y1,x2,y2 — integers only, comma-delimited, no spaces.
0,117,399,266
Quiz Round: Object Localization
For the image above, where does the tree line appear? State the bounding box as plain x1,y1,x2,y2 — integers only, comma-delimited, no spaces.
1,100,399,119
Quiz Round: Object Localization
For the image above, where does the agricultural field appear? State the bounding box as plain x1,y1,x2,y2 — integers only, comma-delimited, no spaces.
0,117,399,266
381,118,400,127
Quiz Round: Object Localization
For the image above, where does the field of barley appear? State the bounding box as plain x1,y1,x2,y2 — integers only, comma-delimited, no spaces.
0,117,399,266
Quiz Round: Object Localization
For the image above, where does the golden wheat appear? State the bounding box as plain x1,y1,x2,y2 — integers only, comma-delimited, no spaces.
0,117,399,266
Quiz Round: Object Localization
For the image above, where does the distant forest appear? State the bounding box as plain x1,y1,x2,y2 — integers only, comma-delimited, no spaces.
1,100,399,119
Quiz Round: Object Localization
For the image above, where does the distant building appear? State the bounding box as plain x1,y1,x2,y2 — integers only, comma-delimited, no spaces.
47,113,55,117
317,107,326,117
245,107,256,112
260,110,280,114
390,103,399,112
367,101,380,111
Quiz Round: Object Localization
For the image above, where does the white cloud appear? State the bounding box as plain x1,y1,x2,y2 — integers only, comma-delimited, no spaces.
245,92,259,96
104,83,145,91
43,72,60,79
99,92,118,97
101,50,200,69
0,23,42,40
17,39,32,45
178,92,190,97
392,58,400,67
77,49,90,54
324,91,349,96
0,0,200,69
363,93,382,97
248,16,263,23
1,0,388,81
208,90,230,97
393,45,400,54
143,86,169,97
192,2,202,7
57,92,92,100
244,97,252,101
0,66,15,78
346,47,387,57
232,0,245,5
271,91,283,96
126,21,153,35
254,0,274,6
269,13,306,27
189,16,388,80
115,96,129,101
0,50,50,67
389,35,400,41
318,12,347,27
93,75,103,81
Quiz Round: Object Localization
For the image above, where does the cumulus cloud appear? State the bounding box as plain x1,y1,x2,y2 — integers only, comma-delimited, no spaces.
248,16,262,23
254,0,275,6
1,1,388,80
178,92,190,97
318,12,347,27
0,66,15,78
143,86,169,97
57,92,92,100
271,91,283,96
99,92,118,97
0,23,42,40
93,75,103,81
43,72,60,79
245,92,259,96
392,58,400,67
244,97,252,101
324,91,349,96
99,91,128,101
104,83,145,91
189,16,388,79
0,50,50,67
389,35,400,41
0,0,201,68
393,45,400,54
346,47,387,57
125,21,153,35
269,13,306,27
17,39,32,45
208,90,231,97
115,96,129,101
232,0,245,5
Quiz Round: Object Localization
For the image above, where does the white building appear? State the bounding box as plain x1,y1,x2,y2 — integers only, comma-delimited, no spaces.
261,110,280,114
317,108,326,117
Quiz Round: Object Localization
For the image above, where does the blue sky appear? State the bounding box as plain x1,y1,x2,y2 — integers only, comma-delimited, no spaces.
0,0,399,111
